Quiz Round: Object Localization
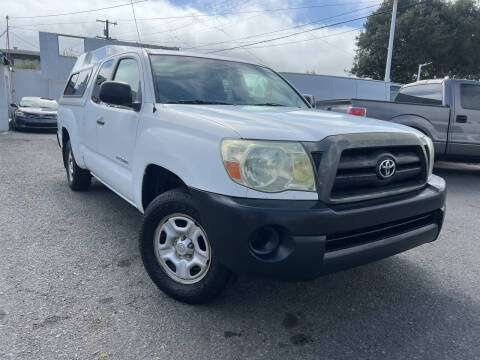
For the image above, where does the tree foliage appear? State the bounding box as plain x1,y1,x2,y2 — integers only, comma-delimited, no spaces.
15,59,40,70
351,0,480,83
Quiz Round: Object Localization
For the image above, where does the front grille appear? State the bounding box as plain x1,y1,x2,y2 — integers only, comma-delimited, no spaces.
330,146,427,201
325,210,439,252
24,113,57,120
310,151,323,170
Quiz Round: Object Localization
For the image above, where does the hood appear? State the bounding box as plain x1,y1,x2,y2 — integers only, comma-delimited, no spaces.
18,107,58,115
164,105,420,142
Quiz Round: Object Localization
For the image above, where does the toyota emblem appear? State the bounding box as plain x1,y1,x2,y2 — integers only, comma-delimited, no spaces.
377,158,396,179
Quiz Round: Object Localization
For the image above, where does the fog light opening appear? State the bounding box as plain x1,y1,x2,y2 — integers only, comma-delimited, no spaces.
250,226,280,256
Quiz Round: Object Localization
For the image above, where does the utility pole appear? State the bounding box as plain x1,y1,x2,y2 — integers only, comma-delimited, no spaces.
384,0,398,83
96,19,117,40
5,15,10,60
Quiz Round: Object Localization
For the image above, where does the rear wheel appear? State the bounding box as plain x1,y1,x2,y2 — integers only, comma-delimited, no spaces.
65,140,91,191
140,189,232,304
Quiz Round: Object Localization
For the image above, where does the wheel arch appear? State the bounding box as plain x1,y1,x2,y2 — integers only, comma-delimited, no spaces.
61,127,70,167
141,164,187,212
390,114,434,139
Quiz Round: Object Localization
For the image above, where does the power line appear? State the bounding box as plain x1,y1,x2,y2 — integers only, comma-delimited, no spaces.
12,20,99,27
195,27,362,52
114,0,259,46
112,1,380,41
9,26,45,32
130,0,142,46
184,3,380,51
208,1,420,54
13,1,380,31
114,0,256,37
10,31,40,50
120,1,381,22
118,2,378,49
207,17,366,53
11,0,147,19
240,27,362,50
9,26,99,41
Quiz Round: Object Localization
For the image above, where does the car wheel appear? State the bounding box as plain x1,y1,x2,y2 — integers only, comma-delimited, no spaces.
65,140,91,191
10,119,17,131
140,189,232,304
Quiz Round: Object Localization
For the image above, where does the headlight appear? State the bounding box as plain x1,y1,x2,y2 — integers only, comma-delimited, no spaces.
422,136,435,179
16,111,25,117
220,139,316,193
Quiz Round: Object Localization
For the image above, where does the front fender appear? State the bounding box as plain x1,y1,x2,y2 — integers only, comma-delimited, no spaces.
131,111,248,211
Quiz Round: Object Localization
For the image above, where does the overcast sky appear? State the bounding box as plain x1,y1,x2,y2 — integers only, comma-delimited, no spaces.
0,0,382,75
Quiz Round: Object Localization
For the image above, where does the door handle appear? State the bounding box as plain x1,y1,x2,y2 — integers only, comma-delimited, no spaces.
96,118,105,125
456,115,468,123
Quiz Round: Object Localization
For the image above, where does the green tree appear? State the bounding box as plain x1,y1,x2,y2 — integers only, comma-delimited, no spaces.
351,0,480,83
15,59,40,70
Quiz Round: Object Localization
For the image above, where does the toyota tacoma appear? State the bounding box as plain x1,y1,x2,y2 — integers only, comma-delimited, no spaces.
57,46,446,303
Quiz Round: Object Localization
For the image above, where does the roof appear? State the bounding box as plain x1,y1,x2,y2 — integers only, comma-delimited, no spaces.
280,72,403,86
403,78,480,87
72,45,261,73
0,49,40,57
21,96,57,102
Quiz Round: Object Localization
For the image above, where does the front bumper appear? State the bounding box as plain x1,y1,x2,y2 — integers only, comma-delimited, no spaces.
190,175,446,281
15,116,57,130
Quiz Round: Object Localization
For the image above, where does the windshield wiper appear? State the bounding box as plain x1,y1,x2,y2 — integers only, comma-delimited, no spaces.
251,102,287,107
165,99,233,105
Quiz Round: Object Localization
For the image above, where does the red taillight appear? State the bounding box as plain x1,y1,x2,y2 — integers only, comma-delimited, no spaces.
347,107,367,117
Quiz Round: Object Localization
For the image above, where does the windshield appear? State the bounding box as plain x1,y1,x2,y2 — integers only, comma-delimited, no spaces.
150,55,308,108
20,97,58,110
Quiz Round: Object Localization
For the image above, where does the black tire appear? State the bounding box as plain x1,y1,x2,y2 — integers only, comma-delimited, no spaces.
140,189,232,304
64,140,91,191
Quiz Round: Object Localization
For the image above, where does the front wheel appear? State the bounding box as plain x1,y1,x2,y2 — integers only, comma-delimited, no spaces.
140,189,232,304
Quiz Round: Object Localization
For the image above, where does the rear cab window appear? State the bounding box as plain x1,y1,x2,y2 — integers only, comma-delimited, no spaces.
64,69,92,97
395,83,443,105
460,84,480,110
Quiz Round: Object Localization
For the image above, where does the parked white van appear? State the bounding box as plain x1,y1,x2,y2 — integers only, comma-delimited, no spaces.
57,46,446,303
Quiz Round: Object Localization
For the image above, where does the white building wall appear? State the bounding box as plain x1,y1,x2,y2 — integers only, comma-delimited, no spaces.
39,31,177,85
0,67,10,131
11,69,50,103
48,80,67,101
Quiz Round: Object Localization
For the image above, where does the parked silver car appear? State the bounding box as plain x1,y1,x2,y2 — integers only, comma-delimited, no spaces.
10,97,58,131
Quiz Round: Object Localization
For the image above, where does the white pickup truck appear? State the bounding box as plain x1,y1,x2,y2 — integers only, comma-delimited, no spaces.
57,46,446,303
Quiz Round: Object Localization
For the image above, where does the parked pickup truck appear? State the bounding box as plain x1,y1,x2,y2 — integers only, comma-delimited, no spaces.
57,46,446,303
317,79,480,162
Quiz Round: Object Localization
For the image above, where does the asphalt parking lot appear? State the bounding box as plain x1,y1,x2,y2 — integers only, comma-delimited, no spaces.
0,131,479,360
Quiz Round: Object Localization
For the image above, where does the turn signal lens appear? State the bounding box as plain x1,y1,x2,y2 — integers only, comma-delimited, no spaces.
225,160,241,180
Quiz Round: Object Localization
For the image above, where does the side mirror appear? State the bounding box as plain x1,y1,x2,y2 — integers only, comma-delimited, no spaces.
99,81,133,108
303,94,316,108
10,103,18,108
